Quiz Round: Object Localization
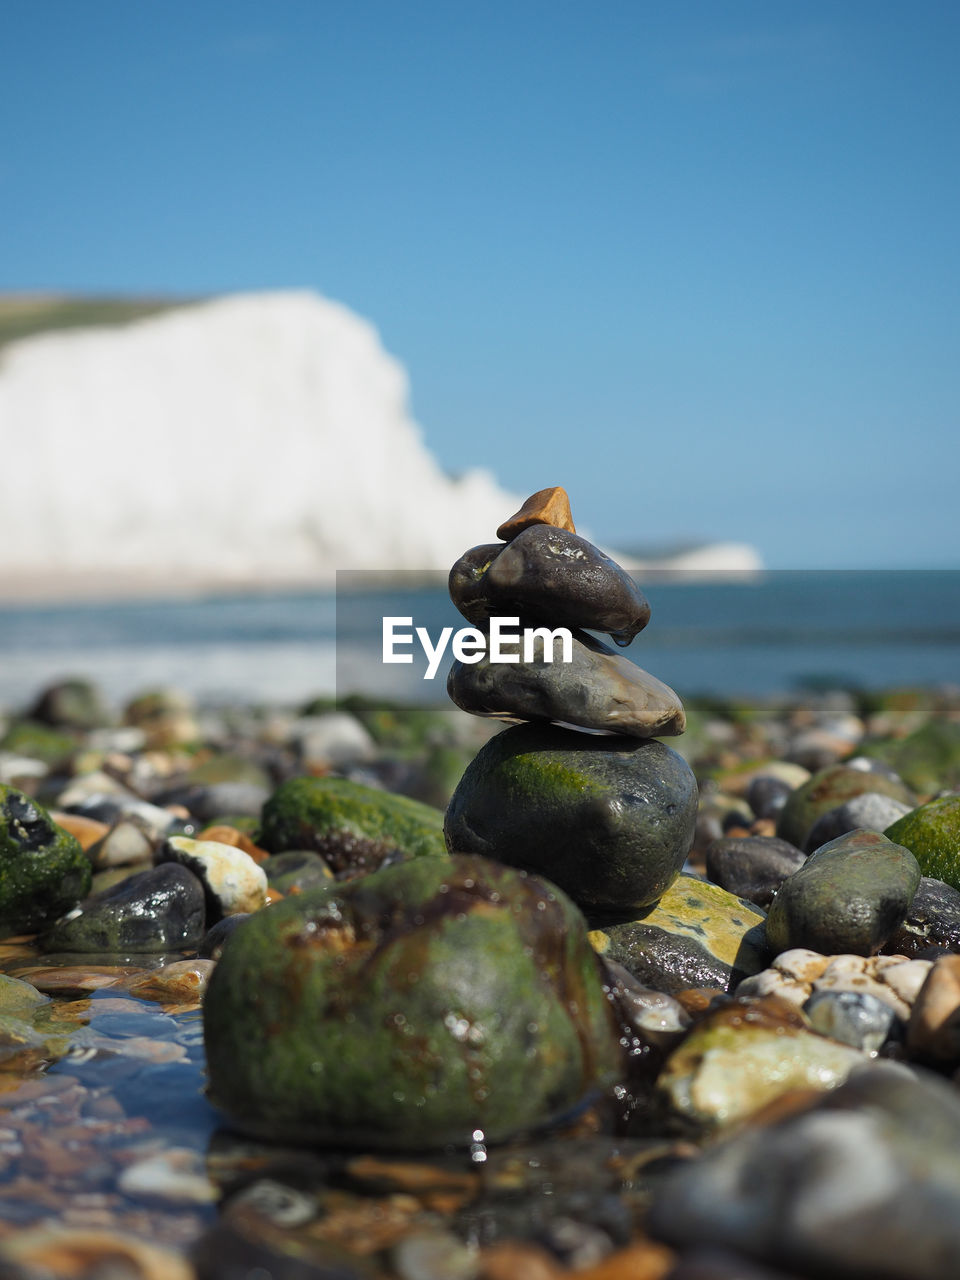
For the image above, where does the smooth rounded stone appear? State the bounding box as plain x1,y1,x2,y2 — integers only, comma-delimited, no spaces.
736,951,931,1022
449,526,651,645
884,876,960,957
746,775,794,821
447,627,685,738
907,955,960,1062
125,958,216,1006
158,835,267,920
0,751,50,785
804,792,913,853
259,776,447,876
392,1228,479,1280
0,972,49,1015
123,686,199,747
803,988,897,1054
776,764,914,850
290,712,377,769
29,677,112,731
58,790,181,841
648,1062,960,1280
657,998,864,1129
765,829,921,957
154,780,271,824
262,850,334,894
40,862,206,953
885,796,960,892
705,836,806,909
589,876,767,995
600,958,691,1050
49,810,111,851
87,818,155,868
0,784,92,938
444,723,698,913
200,914,250,960
496,485,576,540
117,1146,217,1204
203,854,623,1149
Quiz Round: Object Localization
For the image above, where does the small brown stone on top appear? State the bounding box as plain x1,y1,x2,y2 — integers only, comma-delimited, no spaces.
496,486,576,540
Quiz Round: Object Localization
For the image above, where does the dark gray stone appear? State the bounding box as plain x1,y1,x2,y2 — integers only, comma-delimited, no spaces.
40,863,206,953
884,876,960,958
766,829,921,957
444,723,698,913
448,526,651,645
805,792,913,853
705,836,806,909
447,628,684,738
200,913,250,960
648,1063,960,1280
747,775,794,821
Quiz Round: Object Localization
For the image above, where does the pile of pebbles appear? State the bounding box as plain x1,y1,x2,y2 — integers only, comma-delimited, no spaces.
0,490,960,1277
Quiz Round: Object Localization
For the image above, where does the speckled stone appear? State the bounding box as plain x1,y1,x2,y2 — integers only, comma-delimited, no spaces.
765,829,921,957
802,988,897,1054
589,875,768,994
736,949,931,1022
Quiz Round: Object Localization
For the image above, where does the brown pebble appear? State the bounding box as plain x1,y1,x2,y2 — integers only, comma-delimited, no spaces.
198,824,270,864
0,1227,195,1279
496,486,576,540
673,987,727,1016
124,959,215,1006
907,953,960,1061
479,1241,565,1280
49,812,110,851
574,1240,675,1280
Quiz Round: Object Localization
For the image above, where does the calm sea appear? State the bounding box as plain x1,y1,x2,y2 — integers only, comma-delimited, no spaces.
0,571,958,710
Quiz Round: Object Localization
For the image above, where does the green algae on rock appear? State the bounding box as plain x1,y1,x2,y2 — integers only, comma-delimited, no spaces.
588,875,768,994
258,776,447,877
0,784,92,938
765,828,921,958
203,854,623,1150
885,796,960,893
444,723,697,913
775,763,914,850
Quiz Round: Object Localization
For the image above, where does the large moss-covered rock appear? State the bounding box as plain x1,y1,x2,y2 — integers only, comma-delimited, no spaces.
258,776,447,877
0,784,91,937
444,724,697,913
203,854,623,1150
776,764,913,850
589,875,768,994
765,829,921,957
886,796,960,892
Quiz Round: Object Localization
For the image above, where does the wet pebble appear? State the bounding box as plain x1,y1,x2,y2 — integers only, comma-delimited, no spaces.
804,791,913,853
802,987,897,1053
705,835,806,909
158,836,267,920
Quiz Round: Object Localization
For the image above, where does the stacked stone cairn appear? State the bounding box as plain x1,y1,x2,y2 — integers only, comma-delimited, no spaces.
444,485,699,916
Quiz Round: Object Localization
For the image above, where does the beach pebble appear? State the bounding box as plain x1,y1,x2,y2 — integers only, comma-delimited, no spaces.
907,954,960,1061
884,875,960,957
736,951,931,1022
746,775,794,820
496,484,576,540
40,862,206,953
87,817,155,868
886,796,960,893
705,835,806,908
657,999,864,1129
589,876,767,994
199,913,250,960
804,792,913,853
449,525,651,645
648,1063,960,1280
765,829,921,956
291,711,377,769
30,677,112,731
776,763,914,850
0,784,92,938
125,957,216,1005
448,627,685,738
158,835,268,919
802,988,897,1053
260,775,446,874
445,723,698,913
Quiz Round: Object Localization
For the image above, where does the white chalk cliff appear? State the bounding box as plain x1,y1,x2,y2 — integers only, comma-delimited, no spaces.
0,291,518,594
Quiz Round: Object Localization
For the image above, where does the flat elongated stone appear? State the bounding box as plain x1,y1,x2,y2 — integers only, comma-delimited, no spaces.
765,829,921,957
445,723,697,913
447,628,684,738
496,486,576,540
449,527,650,644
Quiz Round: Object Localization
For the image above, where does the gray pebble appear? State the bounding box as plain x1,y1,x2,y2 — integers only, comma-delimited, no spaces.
803,988,898,1054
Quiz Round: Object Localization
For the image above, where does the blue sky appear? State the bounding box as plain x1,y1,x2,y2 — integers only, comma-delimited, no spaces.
3,1,958,566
